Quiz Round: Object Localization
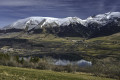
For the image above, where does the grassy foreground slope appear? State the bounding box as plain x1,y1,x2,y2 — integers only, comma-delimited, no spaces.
0,66,116,80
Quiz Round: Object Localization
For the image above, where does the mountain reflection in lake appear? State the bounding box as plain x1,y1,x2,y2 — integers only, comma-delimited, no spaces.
53,59,92,67
20,57,92,67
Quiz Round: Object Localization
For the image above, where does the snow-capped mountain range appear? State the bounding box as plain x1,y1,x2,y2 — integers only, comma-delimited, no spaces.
2,12,120,30
1,12,120,38
3,17,83,30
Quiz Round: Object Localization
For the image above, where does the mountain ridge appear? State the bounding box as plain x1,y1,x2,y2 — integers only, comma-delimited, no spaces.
1,12,120,38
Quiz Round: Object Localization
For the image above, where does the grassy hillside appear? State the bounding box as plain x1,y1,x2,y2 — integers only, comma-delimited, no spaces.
0,66,116,80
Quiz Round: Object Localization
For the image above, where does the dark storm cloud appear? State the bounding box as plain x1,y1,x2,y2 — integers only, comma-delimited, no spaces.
0,0,120,27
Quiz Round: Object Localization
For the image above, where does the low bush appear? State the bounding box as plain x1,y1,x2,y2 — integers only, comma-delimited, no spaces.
90,58,120,80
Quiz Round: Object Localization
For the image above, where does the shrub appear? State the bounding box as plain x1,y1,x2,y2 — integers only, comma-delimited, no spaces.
36,61,50,70
90,58,120,79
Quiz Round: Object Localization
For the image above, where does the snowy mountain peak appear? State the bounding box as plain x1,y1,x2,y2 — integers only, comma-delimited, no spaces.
82,12,120,26
92,12,120,20
3,17,83,30
2,12,120,30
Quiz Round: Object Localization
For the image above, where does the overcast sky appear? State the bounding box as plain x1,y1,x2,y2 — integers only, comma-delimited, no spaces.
0,0,120,27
